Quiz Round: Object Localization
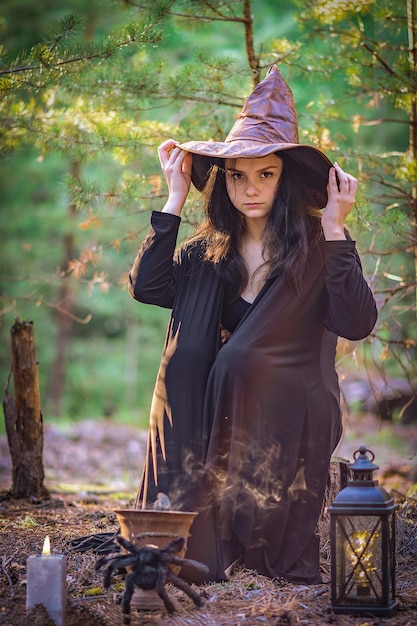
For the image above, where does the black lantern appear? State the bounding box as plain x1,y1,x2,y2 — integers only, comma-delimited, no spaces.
328,445,398,616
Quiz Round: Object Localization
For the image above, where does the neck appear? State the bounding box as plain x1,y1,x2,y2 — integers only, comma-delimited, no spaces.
238,219,269,303
241,216,267,243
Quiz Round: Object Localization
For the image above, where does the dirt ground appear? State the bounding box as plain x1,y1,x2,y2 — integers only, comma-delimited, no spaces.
1,415,417,626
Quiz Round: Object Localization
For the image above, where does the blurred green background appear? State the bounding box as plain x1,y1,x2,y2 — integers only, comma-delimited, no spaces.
1,0,415,432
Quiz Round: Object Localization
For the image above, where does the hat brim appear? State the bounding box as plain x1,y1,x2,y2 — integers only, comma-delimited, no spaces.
179,140,333,208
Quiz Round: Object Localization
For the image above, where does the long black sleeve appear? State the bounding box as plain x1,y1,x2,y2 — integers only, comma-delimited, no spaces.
324,240,377,340
128,211,181,309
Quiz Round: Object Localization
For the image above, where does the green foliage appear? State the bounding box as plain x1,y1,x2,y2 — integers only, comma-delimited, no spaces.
1,0,416,429
294,0,417,389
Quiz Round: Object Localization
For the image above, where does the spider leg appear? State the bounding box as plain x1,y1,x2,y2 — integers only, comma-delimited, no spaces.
102,565,113,589
95,551,120,571
155,568,176,613
99,559,120,588
116,535,140,553
121,572,135,626
98,556,137,588
164,554,209,577
166,570,205,607
95,554,107,571
164,537,185,554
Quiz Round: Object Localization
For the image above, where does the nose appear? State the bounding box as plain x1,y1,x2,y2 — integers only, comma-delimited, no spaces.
245,177,259,196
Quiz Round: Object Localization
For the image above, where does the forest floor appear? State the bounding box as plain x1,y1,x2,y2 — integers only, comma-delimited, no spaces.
1,414,417,626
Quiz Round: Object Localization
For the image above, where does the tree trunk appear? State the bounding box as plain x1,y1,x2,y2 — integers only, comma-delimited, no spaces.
47,160,79,416
407,0,417,309
2,319,49,498
243,0,260,87
318,456,352,545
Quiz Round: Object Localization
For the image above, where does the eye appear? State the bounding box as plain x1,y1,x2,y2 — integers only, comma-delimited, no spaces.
230,172,244,181
261,170,273,178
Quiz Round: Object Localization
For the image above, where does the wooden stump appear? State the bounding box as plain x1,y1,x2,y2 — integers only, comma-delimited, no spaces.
2,319,49,498
324,455,352,512
319,456,352,549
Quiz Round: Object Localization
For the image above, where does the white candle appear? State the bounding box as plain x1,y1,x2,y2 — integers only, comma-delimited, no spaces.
26,536,67,626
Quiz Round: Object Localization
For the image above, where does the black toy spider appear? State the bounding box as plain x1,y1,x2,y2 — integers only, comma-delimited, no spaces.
95,534,209,624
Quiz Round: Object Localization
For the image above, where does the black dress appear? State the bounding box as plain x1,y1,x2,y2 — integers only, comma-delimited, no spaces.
128,210,377,584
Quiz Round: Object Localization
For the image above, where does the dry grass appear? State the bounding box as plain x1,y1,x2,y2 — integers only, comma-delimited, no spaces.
1,416,417,624
1,490,417,626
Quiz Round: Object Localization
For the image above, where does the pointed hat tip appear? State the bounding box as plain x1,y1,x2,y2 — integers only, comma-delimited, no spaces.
180,63,331,204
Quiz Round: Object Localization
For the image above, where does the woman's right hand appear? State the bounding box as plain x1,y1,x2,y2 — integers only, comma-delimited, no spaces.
158,139,192,216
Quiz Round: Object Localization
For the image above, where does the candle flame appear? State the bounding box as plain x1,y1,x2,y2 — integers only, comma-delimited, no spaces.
42,535,51,555
346,529,379,589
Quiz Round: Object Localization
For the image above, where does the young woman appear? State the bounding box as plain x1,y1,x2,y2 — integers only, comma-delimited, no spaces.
128,66,378,585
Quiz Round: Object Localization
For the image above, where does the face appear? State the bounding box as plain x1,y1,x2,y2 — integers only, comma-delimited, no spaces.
225,154,283,225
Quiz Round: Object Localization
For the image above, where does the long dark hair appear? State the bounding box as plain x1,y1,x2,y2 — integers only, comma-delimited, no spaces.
185,152,323,298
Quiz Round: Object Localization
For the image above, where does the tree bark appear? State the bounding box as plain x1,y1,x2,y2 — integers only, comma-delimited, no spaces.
47,160,79,416
319,456,352,542
407,0,417,309
3,319,49,498
243,0,260,87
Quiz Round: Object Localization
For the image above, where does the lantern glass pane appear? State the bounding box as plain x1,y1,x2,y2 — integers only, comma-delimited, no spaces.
335,515,384,605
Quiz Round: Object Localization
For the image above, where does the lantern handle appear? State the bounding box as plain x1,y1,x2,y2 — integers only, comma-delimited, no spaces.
353,445,375,462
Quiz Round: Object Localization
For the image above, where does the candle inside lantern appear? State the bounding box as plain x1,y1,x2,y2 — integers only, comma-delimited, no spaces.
346,530,378,596
26,535,67,626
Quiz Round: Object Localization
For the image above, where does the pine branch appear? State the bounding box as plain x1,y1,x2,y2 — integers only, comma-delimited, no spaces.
123,0,249,23
1,39,148,77
0,14,162,77
48,13,84,53
359,42,397,76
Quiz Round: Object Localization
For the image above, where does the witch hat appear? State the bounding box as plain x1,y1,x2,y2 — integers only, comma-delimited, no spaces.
180,65,332,207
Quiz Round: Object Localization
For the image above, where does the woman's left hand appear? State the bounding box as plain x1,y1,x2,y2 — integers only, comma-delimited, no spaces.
321,163,357,240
